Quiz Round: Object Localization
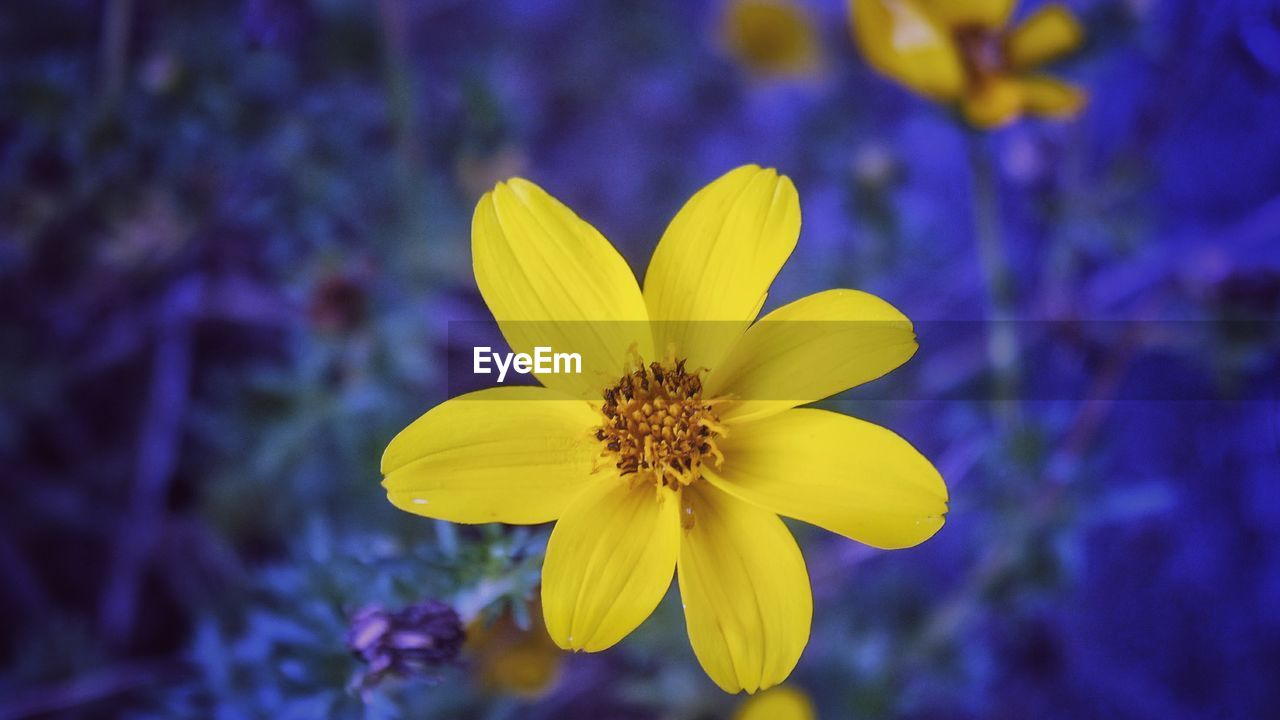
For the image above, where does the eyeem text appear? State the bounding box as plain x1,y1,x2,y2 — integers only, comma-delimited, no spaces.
473,346,582,382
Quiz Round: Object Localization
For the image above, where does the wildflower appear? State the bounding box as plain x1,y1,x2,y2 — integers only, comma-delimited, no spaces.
734,685,816,720
849,0,1086,127
382,165,947,693
721,0,823,78
347,600,465,690
466,598,563,698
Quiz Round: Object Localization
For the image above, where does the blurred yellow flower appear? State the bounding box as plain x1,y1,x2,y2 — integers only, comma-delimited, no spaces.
466,599,563,698
721,0,823,78
734,685,817,720
849,0,1086,127
383,165,947,693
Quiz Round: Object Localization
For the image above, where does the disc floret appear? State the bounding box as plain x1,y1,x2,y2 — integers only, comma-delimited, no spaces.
595,354,727,493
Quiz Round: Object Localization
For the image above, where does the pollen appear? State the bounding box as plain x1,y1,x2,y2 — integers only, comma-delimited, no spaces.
594,354,728,496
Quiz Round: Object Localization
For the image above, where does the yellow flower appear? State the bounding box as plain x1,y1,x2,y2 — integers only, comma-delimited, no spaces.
734,685,817,720
466,598,563,698
382,165,947,693
721,0,823,78
849,0,1086,127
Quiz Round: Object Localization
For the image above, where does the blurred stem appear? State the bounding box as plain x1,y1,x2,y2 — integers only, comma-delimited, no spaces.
100,279,200,646
98,0,135,111
968,134,1021,425
377,0,434,269
901,313,1151,671
1043,122,1086,314
378,0,423,190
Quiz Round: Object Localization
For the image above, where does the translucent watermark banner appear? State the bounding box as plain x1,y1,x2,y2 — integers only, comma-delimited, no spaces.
443,319,1280,403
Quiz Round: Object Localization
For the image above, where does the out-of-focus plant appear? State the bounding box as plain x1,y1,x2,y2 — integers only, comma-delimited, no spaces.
134,528,547,719
847,0,1090,422
719,0,824,79
849,0,1086,127
347,600,465,693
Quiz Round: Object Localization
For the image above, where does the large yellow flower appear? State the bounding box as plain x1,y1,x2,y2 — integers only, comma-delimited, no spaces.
382,165,947,693
850,0,1086,127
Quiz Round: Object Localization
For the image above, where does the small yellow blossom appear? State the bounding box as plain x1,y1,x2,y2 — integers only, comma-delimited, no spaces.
382,165,947,693
721,0,823,78
735,685,817,720
849,0,1086,127
466,599,563,698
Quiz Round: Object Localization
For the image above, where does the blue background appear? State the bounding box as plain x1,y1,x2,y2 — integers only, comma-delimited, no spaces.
1,0,1278,717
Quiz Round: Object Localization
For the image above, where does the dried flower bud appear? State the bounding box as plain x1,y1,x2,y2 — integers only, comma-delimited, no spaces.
309,273,368,333
347,600,465,690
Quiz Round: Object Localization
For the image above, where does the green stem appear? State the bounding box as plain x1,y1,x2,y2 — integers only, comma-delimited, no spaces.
377,0,433,265
378,0,424,188
968,134,1021,424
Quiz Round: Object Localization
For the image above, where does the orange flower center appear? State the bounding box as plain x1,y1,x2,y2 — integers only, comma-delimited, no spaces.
953,24,1007,85
595,357,727,494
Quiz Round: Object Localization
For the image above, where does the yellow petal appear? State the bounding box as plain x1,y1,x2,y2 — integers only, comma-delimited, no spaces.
918,0,1015,29
706,289,918,424
541,479,679,652
643,165,800,373
707,408,947,549
382,387,600,524
1020,75,1087,118
734,685,817,720
1006,3,1084,70
961,75,1023,128
473,179,653,399
678,484,811,694
849,0,966,100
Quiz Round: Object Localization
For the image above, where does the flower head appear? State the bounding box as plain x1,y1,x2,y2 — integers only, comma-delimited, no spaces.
850,0,1086,127
721,0,824,79
382,165,947,693
347,600,465,690
466,598,563,698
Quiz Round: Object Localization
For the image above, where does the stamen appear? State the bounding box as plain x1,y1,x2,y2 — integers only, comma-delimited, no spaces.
594,355,727,494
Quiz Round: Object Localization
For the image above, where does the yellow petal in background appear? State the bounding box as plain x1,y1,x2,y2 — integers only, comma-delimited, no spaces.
849,0,966,100
734,685,817,720
1020,75,1087,118
708,408,947,549
1005,3,1085,70
541,480,679,652
643,165,800,373
918,0,1015,30
473,179,653,398
382,386,599,524
678,484,811,694
961,75,1024,128
706,289,918,423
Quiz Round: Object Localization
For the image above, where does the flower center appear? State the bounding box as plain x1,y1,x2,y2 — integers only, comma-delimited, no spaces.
953,24,1007,84
594,356,727,493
